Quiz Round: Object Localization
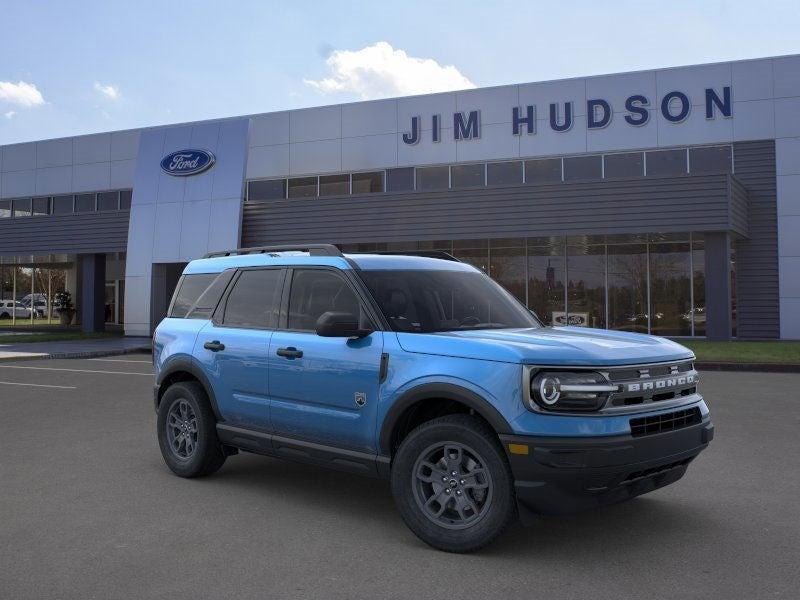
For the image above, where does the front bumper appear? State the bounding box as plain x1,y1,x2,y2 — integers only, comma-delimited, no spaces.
500,417,713,518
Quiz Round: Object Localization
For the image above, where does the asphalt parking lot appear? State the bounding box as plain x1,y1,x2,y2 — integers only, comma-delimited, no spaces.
0,355,798,599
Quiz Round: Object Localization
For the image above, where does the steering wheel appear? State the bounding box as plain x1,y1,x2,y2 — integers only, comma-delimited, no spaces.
459,315,481,326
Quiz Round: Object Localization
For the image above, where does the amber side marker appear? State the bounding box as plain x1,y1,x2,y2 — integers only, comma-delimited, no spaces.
508,443,529,455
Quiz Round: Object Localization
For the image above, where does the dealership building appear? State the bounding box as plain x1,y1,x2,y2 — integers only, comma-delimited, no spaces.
1,54,799,340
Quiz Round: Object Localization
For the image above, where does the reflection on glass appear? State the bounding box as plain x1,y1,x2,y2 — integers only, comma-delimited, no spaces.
608,244,648,332
490,243,526,303
649,242,691,336
567,243,606,328
692,237,706,337
452,240,488,273
527,240,565,325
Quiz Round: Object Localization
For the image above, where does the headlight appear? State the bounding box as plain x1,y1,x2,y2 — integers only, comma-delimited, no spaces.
529,371,617,412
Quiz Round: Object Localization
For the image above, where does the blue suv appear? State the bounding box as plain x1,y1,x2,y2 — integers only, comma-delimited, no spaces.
153,244,713,552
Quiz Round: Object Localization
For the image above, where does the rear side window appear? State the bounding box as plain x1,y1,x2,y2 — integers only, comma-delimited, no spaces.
169,273,218,318
222,269,283,329
185,269,236,319
287,269,365,331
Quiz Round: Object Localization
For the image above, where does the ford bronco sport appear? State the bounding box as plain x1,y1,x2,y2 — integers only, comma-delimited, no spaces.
153,244,713,552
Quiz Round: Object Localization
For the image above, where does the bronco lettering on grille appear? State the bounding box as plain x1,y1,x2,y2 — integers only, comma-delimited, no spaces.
627,374,695,393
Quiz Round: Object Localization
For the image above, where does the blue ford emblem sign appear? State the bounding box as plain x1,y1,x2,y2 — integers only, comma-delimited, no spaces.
160,149,215,176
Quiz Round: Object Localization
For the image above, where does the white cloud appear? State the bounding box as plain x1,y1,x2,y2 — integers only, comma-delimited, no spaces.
4,110,17,119
93,82,121,100
304,41,475,100
0,81,44,107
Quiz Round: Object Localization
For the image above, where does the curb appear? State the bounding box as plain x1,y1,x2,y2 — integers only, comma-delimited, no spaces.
0,346,151,363
695,361,800,373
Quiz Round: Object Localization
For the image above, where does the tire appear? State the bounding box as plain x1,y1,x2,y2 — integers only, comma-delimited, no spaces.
157,381,226,478
391,414,517,553
0,312,9,320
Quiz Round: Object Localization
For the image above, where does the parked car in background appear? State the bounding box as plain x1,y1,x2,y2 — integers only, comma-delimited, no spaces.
20,294,49,318
0,300,32,320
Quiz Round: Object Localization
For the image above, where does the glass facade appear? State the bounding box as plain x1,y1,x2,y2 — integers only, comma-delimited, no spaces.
0,255,77,328
339,232,710,336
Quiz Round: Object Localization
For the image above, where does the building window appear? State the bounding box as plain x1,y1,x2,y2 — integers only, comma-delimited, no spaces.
120,190,132,210
489,238,526,303
386,167,415,192
563,155,602,181
452,239,488,273
451,163,485,188
649,241,692,336
690,145,732,174
487,161,523,186
524,158,562,184
98,191,119,211
319,174,350,196
646,149,687,176
74,194,96,212
248,179,286,201
527,237,566,325
287,177,318,198
416,166,450,191
352,171,384,194
603,152,644,178
52,195,74,214
32,197,50,216
12,198,32,218
0,200,10,218
607,242,648,333
566,240,607,329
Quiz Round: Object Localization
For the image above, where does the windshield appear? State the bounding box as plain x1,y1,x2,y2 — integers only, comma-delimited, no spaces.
359,269,541,333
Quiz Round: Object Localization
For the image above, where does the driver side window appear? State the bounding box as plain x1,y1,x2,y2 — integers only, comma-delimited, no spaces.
287,269,368,331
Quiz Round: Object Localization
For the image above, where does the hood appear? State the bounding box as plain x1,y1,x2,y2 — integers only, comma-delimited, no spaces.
395,326,694,366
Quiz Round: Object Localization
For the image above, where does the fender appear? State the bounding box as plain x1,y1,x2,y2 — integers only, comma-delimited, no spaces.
378,382,513,456
155,356,223,421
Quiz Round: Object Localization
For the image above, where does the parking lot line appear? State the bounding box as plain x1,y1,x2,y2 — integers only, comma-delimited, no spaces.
0,365,152,376
0,380,77,389
88,358,152,363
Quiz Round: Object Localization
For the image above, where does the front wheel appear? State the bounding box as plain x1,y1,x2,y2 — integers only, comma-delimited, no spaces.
157,381,226,478
390,414,517,553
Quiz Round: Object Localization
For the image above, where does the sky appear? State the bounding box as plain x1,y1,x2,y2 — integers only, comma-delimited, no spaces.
1,0,799,145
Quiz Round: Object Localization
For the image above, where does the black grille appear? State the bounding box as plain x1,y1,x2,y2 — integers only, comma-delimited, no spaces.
622,458,693,484
629,407,701,437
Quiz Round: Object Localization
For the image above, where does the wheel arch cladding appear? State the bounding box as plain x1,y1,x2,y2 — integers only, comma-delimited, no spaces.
156,358,222,421
379,383,513,456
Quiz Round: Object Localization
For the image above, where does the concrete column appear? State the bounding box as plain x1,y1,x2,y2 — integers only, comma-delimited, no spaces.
80,253,106,333
704,232,732,341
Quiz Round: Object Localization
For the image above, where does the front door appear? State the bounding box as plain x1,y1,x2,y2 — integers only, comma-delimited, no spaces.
268,268,383,452
194,268,285,431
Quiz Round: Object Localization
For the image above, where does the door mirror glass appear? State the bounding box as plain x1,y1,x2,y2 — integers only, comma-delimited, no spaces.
315,311,373,338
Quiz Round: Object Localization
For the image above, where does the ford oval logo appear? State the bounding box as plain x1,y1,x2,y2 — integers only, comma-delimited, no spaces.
160,149,215,176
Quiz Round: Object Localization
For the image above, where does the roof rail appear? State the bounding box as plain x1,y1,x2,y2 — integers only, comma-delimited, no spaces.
203,244,344,259
366,250,461,262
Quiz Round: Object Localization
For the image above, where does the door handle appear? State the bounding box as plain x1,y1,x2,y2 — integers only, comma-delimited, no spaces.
276,346,303,359
203,340,225,352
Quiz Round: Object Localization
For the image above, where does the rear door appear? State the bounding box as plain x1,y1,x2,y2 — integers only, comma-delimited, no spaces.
195,267,285,431
268,267,384,452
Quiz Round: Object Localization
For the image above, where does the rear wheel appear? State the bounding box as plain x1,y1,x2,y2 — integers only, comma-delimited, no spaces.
157,381,225,478
391,414,517,553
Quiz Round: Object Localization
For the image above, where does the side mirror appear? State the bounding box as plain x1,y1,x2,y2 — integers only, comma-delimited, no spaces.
315,311,373,338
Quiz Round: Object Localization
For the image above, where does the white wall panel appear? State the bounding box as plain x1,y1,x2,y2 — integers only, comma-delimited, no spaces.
586,71,657,114
520,118,587,157
455,122,519,162
152,202,182,261
657,107,733,147
778,215,800,257
776,137,800,175
519,78,587,117
779,256,800,298
189,123,221,151
586,110,658,152
290,138,341,174
732,100,775,141
777,175,800,216
1,142,36,172
124,204,157,277
179,200,212,260
342,100,397,137
36,138,73,168
250,111,290,147
397,93,457,132
110,130,140,161
35,166,71,195
73,133,111,164
110,159,136,188
780,298,800,339
212,119,249,200
246,144,290,179
72,162,110,192
2,169,36,196
732,58,774,101
341,134,397,170
774,97,800,139
208,197,242,252
131,129,165,205
290,105,341,142
773,55,800,98
397,129,457,166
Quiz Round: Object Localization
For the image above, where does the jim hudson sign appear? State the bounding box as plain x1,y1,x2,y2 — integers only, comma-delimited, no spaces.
401,86,732,145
